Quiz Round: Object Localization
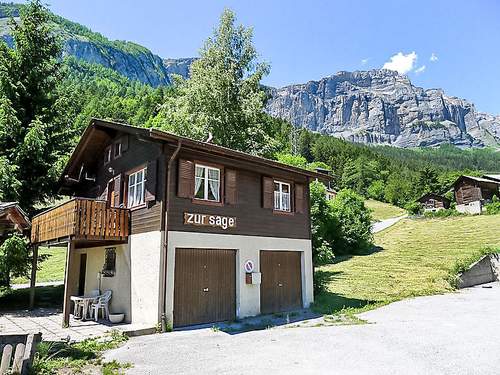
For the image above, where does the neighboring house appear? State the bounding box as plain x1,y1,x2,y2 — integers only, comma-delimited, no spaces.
0,202,30,242
453,175,500,214
483,174,500,183
30,119,324,328
417,193,451,212
314,167,337,200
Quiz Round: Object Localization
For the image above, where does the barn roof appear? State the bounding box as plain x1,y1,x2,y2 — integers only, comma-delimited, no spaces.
0,202,31,234
417,193,451,203
483,174,500,182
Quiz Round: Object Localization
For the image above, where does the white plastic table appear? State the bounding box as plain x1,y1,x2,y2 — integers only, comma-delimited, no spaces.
70,295,97,321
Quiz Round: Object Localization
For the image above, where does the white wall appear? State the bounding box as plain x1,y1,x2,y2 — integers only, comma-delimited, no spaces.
129,231,162,326
76,244,131,322
457,201,482,214
165,231,314,324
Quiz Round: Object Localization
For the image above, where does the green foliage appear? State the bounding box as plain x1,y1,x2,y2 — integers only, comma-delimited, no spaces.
0,0,73,213
309,181,336,265
384,171,417,206
33,330,129,375
366,180,385,201
404,201,422,216
423,209,465,218
149,9,277,156
0,233,30,287
484,196,500,215
330,189,373,255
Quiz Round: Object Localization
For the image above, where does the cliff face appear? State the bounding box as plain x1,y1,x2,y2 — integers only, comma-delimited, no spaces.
266,70,500,148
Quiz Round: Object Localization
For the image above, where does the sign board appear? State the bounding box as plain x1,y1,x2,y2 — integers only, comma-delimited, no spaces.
244,260,255,273
184,212,237,230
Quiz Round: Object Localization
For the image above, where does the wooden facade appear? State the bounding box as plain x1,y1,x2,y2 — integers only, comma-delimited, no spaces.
0,202,30,240
417,193,451,210
454,176,500,205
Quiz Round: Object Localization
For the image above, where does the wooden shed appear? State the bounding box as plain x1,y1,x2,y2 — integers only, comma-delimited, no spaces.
417,193,451,211
453,176,500,214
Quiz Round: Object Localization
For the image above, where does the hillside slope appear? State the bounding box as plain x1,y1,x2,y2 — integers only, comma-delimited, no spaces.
314,214,500,314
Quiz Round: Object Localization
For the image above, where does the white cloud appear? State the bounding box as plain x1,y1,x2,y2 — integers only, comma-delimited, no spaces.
382,51,417,74
415,65,426,74
361,58,370,65
430,52,438,62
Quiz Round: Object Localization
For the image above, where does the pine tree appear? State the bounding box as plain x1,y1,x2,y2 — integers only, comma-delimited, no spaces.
0,0,73,213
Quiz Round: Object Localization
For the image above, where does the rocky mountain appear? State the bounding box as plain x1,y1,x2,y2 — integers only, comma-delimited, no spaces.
0,3,498,148
266,70,500,148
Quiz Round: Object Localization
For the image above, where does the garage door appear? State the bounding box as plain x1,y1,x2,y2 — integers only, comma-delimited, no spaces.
173,248,236,327
260,251,302,314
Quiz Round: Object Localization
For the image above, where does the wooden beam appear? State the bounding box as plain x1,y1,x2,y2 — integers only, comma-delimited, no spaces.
62,241,75,327
29,245,39,310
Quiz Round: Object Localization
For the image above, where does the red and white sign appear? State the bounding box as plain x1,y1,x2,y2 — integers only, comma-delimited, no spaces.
244,260,255,273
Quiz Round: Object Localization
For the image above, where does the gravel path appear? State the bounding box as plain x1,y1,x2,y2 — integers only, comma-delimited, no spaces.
105,282,500,375
371,214,407,233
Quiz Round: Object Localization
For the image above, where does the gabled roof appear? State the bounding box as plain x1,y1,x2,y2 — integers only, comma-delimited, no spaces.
453,175,500,189
60,118,328,187
0,202,31,232
483,174,500,182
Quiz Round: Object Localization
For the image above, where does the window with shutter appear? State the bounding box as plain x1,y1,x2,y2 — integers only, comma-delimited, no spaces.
225,169,237,204
145,160,157,202
263,177,274,209
113,174,122,207
295,183,305,214
178,159,194,198
127,168,146,208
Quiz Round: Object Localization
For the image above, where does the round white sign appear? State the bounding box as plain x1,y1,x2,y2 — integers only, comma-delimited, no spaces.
244,260,255,273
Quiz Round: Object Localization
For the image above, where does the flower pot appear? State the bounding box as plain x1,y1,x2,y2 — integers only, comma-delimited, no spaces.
109,313,125,324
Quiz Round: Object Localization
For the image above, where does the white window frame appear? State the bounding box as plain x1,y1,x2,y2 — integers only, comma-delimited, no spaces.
104,145,112,165
113,140,122,159
127,168,146,208
274,180,291,212
194,164,221,202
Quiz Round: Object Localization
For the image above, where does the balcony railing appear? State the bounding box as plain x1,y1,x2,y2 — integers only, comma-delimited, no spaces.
31,198,130,244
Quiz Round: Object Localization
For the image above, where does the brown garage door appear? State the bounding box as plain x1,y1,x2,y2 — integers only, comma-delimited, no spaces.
260,251,302,314
174,248,236,327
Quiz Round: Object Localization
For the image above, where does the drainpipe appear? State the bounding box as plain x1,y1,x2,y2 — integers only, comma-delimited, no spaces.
158,140,181,332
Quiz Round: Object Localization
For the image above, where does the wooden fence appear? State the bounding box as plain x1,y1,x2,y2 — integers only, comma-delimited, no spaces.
0,333,41,374
31,198,130,244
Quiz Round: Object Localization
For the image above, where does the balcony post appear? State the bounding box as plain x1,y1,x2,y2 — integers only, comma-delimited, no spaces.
62,240,75,327
29,244,39,310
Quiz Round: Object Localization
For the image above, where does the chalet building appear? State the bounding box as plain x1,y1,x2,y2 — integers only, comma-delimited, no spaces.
30,119,323,328
0,202,30,242
417,193,451,212
453,175,500,214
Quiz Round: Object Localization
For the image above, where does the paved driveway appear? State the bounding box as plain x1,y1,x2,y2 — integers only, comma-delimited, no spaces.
105,283,500,375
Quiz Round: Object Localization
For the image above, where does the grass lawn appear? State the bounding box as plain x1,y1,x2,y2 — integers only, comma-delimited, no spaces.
365,199,406,221
0,285,64,311
314,214,500,315
12,246,66,285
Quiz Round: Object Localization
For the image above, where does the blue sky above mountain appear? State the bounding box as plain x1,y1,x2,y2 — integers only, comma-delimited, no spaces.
13,0,500,114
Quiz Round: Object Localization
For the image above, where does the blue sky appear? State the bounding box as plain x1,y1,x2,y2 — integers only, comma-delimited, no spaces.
35,0,500,113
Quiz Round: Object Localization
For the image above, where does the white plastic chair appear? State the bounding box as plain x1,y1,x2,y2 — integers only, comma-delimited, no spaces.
91,290,112,321
73,289,100,319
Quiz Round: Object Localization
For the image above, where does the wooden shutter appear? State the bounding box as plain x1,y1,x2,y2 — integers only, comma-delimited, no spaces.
294,183,305,214
225,169,237,205
121,135,129,152
178,159,194,198
113,174,122,207
145,160,157,202
263,177,274,209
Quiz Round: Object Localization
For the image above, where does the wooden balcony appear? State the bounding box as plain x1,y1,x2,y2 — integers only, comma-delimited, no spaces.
31,198,130,245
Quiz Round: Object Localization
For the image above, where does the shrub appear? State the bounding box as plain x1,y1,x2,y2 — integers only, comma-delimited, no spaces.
330,189,373,255
484,195,500,215
309,181,336,265
423,209,464,218
366,180,385,201
0,234,30,287
404,201,422,215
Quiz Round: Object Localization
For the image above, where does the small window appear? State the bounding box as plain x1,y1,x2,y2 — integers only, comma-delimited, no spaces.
104,146,112,165
102,247,116,277
194,164,220,202
127,168,146,208
114,141,122,159
274,181,291,212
